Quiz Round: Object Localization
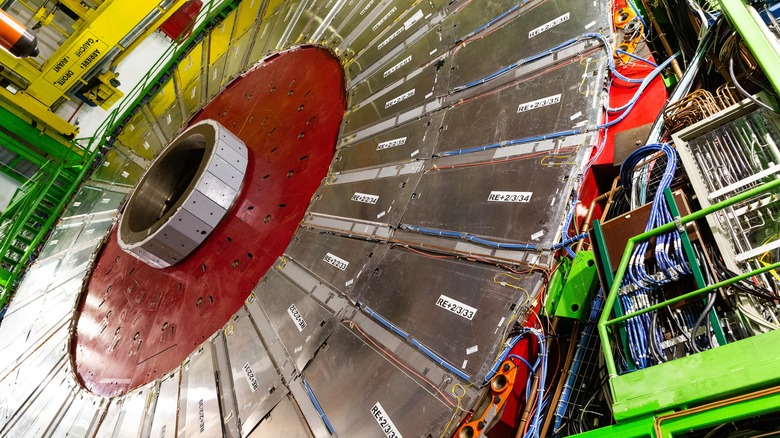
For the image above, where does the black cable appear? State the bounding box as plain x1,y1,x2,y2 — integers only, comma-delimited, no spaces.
729,56,777,114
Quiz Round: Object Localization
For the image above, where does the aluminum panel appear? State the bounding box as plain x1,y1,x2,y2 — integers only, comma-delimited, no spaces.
0,366,73,437
402,153,584,246
94,400,121,438
223,308,286,436
62,185,108,218
437,56,606,155
343,63,445,135
247,395,312,438
6,256,59,306
263,2,300,53
279,0,317,48
250,269,336,372
111,388,149,438
38,224,84,259
285,228,388,300
224,30,256,84
181,344,223,437
323,0,381,48
0,345,66,427
448,0,610,89
347,0,524,91
246,13,280,63
306,172,421,225
207,55,229,103
338,0,416,60
148,371,180,438
356,248,544,380
304,324,462,437
0,295,69,375
333,113,441,172
49,392,103,438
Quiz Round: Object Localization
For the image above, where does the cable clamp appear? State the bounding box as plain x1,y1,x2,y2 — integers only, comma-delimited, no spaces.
673,215,685,234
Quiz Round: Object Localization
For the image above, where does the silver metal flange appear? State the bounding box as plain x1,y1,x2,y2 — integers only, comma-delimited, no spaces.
118,119,248,268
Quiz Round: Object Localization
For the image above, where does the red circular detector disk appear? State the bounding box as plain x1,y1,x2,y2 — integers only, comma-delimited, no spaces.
71,46,345,397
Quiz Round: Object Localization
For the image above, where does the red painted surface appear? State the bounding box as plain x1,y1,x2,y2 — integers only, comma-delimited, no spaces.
71,46,345,397
159,0,202,42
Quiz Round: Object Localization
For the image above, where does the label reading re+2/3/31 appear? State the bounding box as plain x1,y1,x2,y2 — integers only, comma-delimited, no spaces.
436,294,477,320
371,402,403,438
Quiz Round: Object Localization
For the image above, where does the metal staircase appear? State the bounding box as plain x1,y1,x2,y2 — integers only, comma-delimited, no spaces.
0,156,84,310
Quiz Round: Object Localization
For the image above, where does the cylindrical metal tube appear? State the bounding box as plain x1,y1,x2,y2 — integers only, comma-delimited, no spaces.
0,9,38,57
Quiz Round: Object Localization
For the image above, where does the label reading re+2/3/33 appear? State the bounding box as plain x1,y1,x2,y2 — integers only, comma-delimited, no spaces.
487,191,533,203
371,402,403,438
287,304,307,332
436,294,477,320
323,252,349,271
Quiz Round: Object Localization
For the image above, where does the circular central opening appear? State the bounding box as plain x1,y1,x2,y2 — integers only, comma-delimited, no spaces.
126,134,207,234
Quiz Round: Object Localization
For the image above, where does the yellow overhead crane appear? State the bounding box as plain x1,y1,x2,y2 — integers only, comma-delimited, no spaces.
0,0,190,138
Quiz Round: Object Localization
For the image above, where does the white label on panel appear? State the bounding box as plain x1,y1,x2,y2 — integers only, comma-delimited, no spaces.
436,294,477,320
528,12,570,38
243,362,259,392
377,136,407,150
287,304,307,332
383,56,411,78
323,252,349,271
487,191,533,203
351,192,379,204
370,402,403,438
372,7,397,31
517,94,561,113
404,9,424,29
385,89,415,109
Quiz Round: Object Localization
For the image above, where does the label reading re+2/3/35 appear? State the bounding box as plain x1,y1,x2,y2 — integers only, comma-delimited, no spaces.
436,294,477,320
517,94,561,113
371,402,404,438
487,191,533,203
287,304,307,332
351,192,379,204
323,252,349,271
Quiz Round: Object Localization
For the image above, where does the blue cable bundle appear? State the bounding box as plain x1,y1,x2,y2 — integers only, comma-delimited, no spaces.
617,143,691,368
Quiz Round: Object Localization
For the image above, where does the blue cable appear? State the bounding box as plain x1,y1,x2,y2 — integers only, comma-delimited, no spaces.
363,306,410,339
302,378,336,434
401,224,538,250
616,49,658,67
410,338,471,381
626,0,649,30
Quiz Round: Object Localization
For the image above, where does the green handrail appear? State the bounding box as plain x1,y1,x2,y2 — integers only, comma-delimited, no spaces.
598,177,780,378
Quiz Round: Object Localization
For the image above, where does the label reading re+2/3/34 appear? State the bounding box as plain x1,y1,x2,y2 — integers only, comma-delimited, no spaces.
487,191,533,203
323,252,349,271
436,294,477,320
351,192,379,204
287,304,307,332
371,402,404,438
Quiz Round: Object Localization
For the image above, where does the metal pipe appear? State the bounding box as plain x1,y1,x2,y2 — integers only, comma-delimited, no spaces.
639,0,683,78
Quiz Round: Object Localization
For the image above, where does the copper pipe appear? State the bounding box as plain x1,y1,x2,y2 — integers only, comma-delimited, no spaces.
640,0,683,79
